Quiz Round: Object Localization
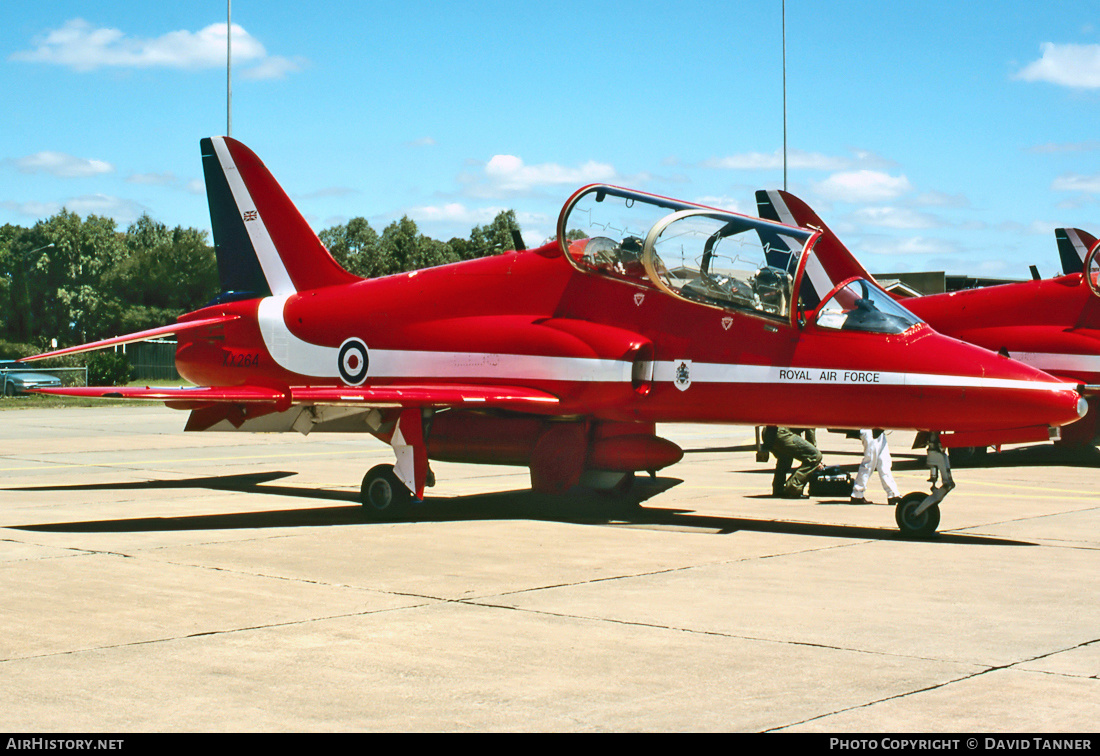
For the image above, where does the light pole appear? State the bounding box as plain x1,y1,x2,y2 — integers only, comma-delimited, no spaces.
227,0,232,136
782,0,787,192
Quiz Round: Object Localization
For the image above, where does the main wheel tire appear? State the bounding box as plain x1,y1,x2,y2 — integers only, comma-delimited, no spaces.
361,464,412,521
894,492,941,538
3,382,14,397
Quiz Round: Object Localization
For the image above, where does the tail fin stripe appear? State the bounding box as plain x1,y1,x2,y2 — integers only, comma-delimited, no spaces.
763,190,834,307
1056,228,1098,276
210,137,297,296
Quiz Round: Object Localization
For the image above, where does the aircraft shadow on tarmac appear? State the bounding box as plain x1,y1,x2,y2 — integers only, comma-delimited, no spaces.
7,470,1030,546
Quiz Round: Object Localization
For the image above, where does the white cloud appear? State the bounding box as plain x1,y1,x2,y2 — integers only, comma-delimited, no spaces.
1,199,61,218
1015,42,1100,88
484,155,617,192
1028,220,1060,236
814,170,913,203
12,151,113,178
65,194,147,223
409,202,503,225
0,194,146,223
1027,140,1100,154
461,155,618,197
852,206,941,230
861,235,958,257
692,196,746,214
240,55,306,81
702,148,895,173
703,149,849,172
911,190,969,208
10,19,302,79
1052,173,1100,192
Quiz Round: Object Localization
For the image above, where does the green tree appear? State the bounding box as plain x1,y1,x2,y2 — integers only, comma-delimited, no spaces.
467,210,523,259
100,218,217,334
320,217,383,278
379,216,435,275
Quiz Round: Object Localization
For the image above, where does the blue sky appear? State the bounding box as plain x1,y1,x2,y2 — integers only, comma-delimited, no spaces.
2,1,1098,277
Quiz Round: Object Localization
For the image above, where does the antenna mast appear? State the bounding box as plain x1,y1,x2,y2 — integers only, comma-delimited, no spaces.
782,0,787,192
227,0,233,136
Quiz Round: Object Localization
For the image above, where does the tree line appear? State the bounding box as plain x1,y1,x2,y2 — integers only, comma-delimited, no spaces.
0,208,523,356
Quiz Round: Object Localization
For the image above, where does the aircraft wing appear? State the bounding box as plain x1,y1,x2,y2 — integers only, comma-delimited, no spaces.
31,382,560,411
290,384,559,409
29,385,286,402
20,315,239,362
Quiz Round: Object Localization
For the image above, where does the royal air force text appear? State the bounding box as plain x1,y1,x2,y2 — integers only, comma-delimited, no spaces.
778,369,881,383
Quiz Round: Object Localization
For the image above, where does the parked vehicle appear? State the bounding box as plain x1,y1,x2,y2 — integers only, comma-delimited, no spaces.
0,360,62,396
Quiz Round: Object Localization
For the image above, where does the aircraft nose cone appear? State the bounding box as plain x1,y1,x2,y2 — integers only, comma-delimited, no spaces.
1078,395,1089,419
910,335,1085,432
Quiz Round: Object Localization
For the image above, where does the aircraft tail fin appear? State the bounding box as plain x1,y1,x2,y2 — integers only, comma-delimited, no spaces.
200,137,359,301
755,189,875,309
1055,228,1097,276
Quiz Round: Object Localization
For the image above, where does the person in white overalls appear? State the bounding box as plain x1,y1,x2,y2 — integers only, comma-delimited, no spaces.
850,429,901,505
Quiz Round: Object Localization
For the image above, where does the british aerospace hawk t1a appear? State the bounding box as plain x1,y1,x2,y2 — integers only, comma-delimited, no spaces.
24,138,1087,537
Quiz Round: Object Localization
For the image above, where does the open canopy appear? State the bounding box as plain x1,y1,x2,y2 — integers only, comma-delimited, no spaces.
557,185,921,334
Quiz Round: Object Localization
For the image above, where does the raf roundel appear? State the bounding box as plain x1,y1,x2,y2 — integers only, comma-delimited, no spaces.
337,338,370,385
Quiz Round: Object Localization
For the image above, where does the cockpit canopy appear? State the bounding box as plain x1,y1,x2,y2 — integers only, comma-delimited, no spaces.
557,185,924,334
558,186,815,320
1087,243,1100,299
815,279,921,334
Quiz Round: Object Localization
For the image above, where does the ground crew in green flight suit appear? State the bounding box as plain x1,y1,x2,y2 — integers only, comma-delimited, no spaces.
762,426,823,498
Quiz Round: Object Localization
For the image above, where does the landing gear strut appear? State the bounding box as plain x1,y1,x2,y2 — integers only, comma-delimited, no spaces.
895,433,953,538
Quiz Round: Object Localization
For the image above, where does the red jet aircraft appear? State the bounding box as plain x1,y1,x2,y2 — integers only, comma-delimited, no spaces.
756,189,1100,450
23,138,1088,537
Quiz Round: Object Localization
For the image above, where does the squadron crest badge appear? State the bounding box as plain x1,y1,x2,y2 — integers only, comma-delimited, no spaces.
673,359,692,391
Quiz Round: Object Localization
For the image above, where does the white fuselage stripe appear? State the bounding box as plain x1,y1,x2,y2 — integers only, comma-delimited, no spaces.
650,361,1074,393
212,137,296,296
1009,351,1100,376
256,297,1073,393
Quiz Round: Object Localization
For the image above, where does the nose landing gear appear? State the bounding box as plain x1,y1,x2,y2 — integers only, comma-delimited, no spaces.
895,433,953,538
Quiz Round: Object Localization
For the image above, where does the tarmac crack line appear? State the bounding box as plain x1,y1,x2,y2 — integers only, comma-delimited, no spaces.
449,597,981,667
0,537,134,562
765,636,1100,731
0,601,438,666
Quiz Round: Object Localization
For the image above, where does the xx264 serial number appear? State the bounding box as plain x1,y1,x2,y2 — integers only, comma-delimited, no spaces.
223,352,261,368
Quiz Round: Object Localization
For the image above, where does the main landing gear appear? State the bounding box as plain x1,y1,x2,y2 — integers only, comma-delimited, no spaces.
361,464,412,521
895,433,953,538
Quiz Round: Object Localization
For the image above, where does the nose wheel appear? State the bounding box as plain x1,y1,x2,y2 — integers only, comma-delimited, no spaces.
895,492,941,538
895,433,953,538
361,464,412,520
